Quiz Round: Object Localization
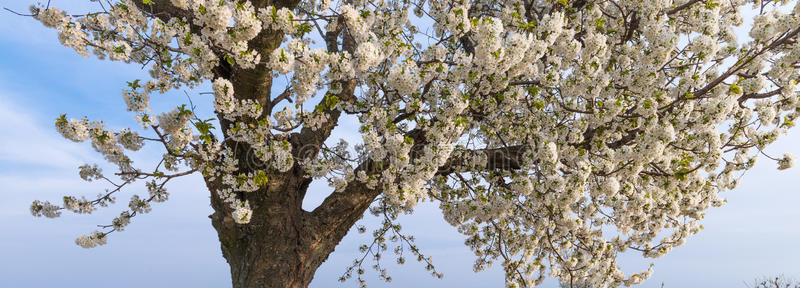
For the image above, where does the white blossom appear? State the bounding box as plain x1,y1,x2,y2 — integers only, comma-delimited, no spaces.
778,153,795,170
268,48,294,74
78,164,103,181
30,200,61,218
75,231,107,248
232,201,253,224
55,116,89,142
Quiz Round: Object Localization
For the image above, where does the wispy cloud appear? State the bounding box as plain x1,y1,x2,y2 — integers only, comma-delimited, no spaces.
0,92,98,169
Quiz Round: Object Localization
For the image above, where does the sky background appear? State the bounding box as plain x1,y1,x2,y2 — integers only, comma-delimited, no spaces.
1,2,799,288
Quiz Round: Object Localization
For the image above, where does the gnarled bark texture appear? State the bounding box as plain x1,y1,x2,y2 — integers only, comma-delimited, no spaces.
206,163,381,288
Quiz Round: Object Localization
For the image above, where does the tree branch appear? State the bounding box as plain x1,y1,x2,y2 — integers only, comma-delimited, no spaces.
437,146,529,176
291,21,357,160
666,0,703,16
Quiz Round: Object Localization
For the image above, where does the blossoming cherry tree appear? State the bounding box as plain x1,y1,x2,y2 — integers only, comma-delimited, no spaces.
24,0,800,287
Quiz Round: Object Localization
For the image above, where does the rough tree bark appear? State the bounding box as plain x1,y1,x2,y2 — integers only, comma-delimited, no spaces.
206,155,380,288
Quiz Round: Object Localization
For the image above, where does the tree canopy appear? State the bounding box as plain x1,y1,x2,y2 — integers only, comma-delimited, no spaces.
24,0,800,287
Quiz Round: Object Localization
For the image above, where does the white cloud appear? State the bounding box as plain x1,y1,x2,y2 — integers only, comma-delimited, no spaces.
0,93,98,169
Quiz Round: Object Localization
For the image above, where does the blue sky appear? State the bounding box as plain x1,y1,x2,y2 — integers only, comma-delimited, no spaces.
1,2,799,288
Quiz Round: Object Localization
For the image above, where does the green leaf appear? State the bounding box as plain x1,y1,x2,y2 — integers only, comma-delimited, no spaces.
325,94,340,108
728,84,741,95
56,114,68,126
224,54,235,66
254,170,269,187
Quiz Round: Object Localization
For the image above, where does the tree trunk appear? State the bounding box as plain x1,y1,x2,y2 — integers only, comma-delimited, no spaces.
200,0,367,284
212,209,319,288
207,170,308,288
206,163,378,288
